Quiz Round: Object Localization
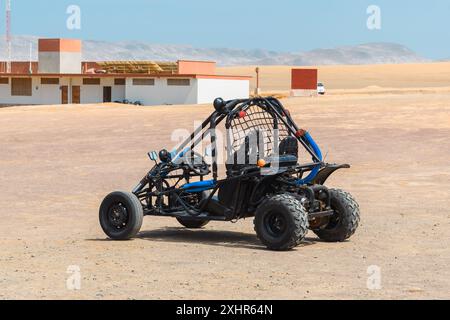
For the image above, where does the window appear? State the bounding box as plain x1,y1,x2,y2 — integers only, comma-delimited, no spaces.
0,78,9,84
133,78,155,86
83,78,101,85
11,78,32,96
41,78,60,85
167,79,190,86
114,78,126,85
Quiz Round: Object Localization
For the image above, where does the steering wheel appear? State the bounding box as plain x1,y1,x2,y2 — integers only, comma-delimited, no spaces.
182,151,211,176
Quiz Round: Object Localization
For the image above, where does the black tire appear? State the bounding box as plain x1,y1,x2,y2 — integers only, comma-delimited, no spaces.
99,191,144,240
176,218,210,229
313,189,360,242
254,194,309,251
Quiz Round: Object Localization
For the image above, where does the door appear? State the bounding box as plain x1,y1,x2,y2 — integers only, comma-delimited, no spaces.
61,86,68,104
72,86,80,104
103,86,112,103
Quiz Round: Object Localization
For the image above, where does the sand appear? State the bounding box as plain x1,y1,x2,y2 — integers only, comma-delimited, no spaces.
218,62,450,92
0,63,449,300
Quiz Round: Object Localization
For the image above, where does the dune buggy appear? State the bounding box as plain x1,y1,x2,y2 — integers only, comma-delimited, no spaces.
99,97,360,251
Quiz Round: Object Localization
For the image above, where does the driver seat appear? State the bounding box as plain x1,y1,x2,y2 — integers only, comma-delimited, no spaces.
226,130,262,173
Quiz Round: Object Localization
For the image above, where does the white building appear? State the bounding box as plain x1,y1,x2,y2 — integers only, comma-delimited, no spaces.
0,39,251,106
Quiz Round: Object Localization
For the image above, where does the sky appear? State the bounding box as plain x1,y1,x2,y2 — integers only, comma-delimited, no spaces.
1,0,449,59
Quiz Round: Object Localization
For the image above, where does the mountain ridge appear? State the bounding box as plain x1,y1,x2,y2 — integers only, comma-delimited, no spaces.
0,35,428,66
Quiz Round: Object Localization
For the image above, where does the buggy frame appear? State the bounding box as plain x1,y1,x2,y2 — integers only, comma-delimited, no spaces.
131,97,342,221
99,97,360,250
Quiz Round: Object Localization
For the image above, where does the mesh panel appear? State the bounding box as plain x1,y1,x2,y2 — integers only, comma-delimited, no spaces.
229,104,291,158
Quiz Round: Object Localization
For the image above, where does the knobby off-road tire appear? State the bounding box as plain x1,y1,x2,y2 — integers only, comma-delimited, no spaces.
99,191,144,240
176,218,210,229
254,194,309,251
313,189,360,242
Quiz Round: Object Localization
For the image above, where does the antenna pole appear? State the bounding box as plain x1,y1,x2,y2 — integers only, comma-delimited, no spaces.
6,0,12,73
29,42,32,74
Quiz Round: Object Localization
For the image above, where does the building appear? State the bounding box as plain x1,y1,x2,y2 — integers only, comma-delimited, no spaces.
0,39,251,106
290,68,318,97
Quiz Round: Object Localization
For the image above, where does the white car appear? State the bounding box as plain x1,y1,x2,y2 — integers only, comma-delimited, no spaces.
317,83,326,95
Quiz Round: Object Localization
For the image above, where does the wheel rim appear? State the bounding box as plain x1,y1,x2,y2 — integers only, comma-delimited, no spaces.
264,211,287,237
107,203,129,230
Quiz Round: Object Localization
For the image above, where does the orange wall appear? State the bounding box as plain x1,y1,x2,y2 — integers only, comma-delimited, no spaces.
178,60,216,75
291,69,318,90
38,39,82,53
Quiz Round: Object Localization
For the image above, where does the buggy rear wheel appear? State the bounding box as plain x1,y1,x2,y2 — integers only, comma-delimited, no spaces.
313,189,360,242
254,194,309,251
176,218,210,229
99,191,143,240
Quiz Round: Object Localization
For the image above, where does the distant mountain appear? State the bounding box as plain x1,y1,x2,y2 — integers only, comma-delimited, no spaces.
0,35,428,66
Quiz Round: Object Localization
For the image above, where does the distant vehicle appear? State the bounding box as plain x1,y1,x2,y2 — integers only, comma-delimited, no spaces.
114,99,143,106
317,83,326,95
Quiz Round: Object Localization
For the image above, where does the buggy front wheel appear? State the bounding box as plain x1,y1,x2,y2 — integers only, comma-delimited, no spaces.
254,194,309,251
99,191,143,240
313,189,360,242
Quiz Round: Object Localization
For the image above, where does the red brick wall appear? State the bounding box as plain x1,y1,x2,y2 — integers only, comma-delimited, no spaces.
0,61,38,74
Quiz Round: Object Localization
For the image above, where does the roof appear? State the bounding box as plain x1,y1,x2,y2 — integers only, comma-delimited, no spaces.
0,59,251,80
96,61,178,74
0,73,252,80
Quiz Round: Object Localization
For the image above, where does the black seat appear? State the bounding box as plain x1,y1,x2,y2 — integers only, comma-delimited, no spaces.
260,137,299,168
279,136,299,157
227,134,299,173
262,154,298,168
226,130,262,173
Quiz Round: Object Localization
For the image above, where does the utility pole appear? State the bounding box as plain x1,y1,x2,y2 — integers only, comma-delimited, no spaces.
255,67,261,95
6,0,12,73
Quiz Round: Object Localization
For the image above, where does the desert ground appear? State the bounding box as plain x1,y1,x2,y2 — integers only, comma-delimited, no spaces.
1,63,450,300
218,61,450,91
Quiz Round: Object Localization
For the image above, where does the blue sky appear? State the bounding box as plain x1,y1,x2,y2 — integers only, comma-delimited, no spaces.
1,0,449,59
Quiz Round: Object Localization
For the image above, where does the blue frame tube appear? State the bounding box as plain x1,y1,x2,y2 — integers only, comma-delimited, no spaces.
296,132,323,185
181,180,216,193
